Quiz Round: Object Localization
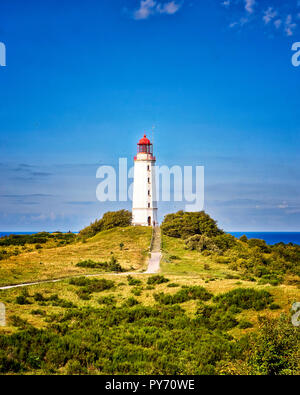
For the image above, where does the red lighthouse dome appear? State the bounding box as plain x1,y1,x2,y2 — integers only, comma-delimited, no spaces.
135,133,154,159
138,134,151,145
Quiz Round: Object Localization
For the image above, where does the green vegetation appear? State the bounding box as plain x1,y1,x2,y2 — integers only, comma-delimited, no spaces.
0,226,151,286
0,210,299,375
213,288,274,311
0,232,76,248
78,210,132,239
0,278,299,375
147,275,169,285
76,256,125,272
154,286,212,305
161,211,300,286
161,210,223,239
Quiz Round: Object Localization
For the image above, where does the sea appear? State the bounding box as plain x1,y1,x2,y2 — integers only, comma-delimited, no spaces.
0,231,300,245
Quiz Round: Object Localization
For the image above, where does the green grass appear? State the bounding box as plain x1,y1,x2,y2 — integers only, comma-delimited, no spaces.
0,226,152,287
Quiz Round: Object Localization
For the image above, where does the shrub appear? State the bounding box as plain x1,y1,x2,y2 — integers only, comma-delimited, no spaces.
123,297,140,307
127,275,142,286
154,286,212,305
246,315,300,375
15,295,31,305
76,256,124,272
238,320,253,329
167,283,179,288
161,211,223,239
70,277,115,298
213,288,273,311
147,275,169,285
248,238,270,253
98,296,116,306
78,210,132,239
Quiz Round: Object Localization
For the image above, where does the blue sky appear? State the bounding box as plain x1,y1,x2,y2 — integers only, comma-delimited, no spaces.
0,0,300,231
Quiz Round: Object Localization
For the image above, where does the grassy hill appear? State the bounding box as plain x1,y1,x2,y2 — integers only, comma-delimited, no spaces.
0,210,299,375
0,226,152,287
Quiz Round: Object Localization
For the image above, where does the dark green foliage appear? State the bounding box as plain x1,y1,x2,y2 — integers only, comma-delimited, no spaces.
1,298,299,375
127,275,142,286
248,239,270,253
69,277,115,299
76,256,124,272
131,287,142,296
32,292,76,308
123,297,140,307
147,275,169,285
196,304,239,330
15,289,32,305
0,304,245,375
185,233,236,254
238,320,253,329
246,315,300,375
239,235,248,243
167,283,179,288
213,234,237,252
213,288,273,311
0,232,76,247
154,286,212,305
161,211,223,239
78,210,132,239
97,296,116,306
31,309,46,316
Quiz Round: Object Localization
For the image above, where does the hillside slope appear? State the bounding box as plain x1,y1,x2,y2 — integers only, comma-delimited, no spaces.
0,226,152,286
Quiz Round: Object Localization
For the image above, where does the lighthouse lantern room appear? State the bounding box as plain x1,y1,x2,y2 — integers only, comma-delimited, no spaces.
132,134,158,227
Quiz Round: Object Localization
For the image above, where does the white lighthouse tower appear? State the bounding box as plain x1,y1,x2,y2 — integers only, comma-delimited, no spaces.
132,134,158,227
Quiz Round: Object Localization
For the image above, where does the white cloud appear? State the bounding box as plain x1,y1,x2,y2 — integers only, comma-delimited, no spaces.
284,14,297,36
245,0,255,14
157,1,181,14
133,0,156,20
221,0,231,7
274,19,282,29
133,0,182,20
263,7,277,25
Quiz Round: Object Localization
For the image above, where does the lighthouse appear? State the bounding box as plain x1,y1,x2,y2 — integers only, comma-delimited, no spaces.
132,134,158,227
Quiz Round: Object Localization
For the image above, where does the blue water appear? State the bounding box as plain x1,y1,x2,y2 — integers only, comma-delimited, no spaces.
229,232,300,245
0,232,38,237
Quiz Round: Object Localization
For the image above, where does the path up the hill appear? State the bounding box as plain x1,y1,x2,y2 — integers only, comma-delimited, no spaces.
145,227,162,274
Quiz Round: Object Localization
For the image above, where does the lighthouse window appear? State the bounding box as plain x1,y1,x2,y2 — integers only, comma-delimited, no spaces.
147,165,150,171
148,190,150,196
148,177,150,183
148,203,150,208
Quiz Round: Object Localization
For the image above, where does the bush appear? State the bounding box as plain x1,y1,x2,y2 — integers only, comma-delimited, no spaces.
213,288,273,311
154,286,212,305
123,297,140,307
76,256,124,272
127,275,142,286
78,210,132,239
246,315,300,375
147,275,169,285
161,211,223,239
69,277,115,298
248,239,270,253
238,320,253,329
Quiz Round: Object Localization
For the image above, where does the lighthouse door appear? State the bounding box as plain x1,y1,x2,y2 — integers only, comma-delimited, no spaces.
147,216,151,226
